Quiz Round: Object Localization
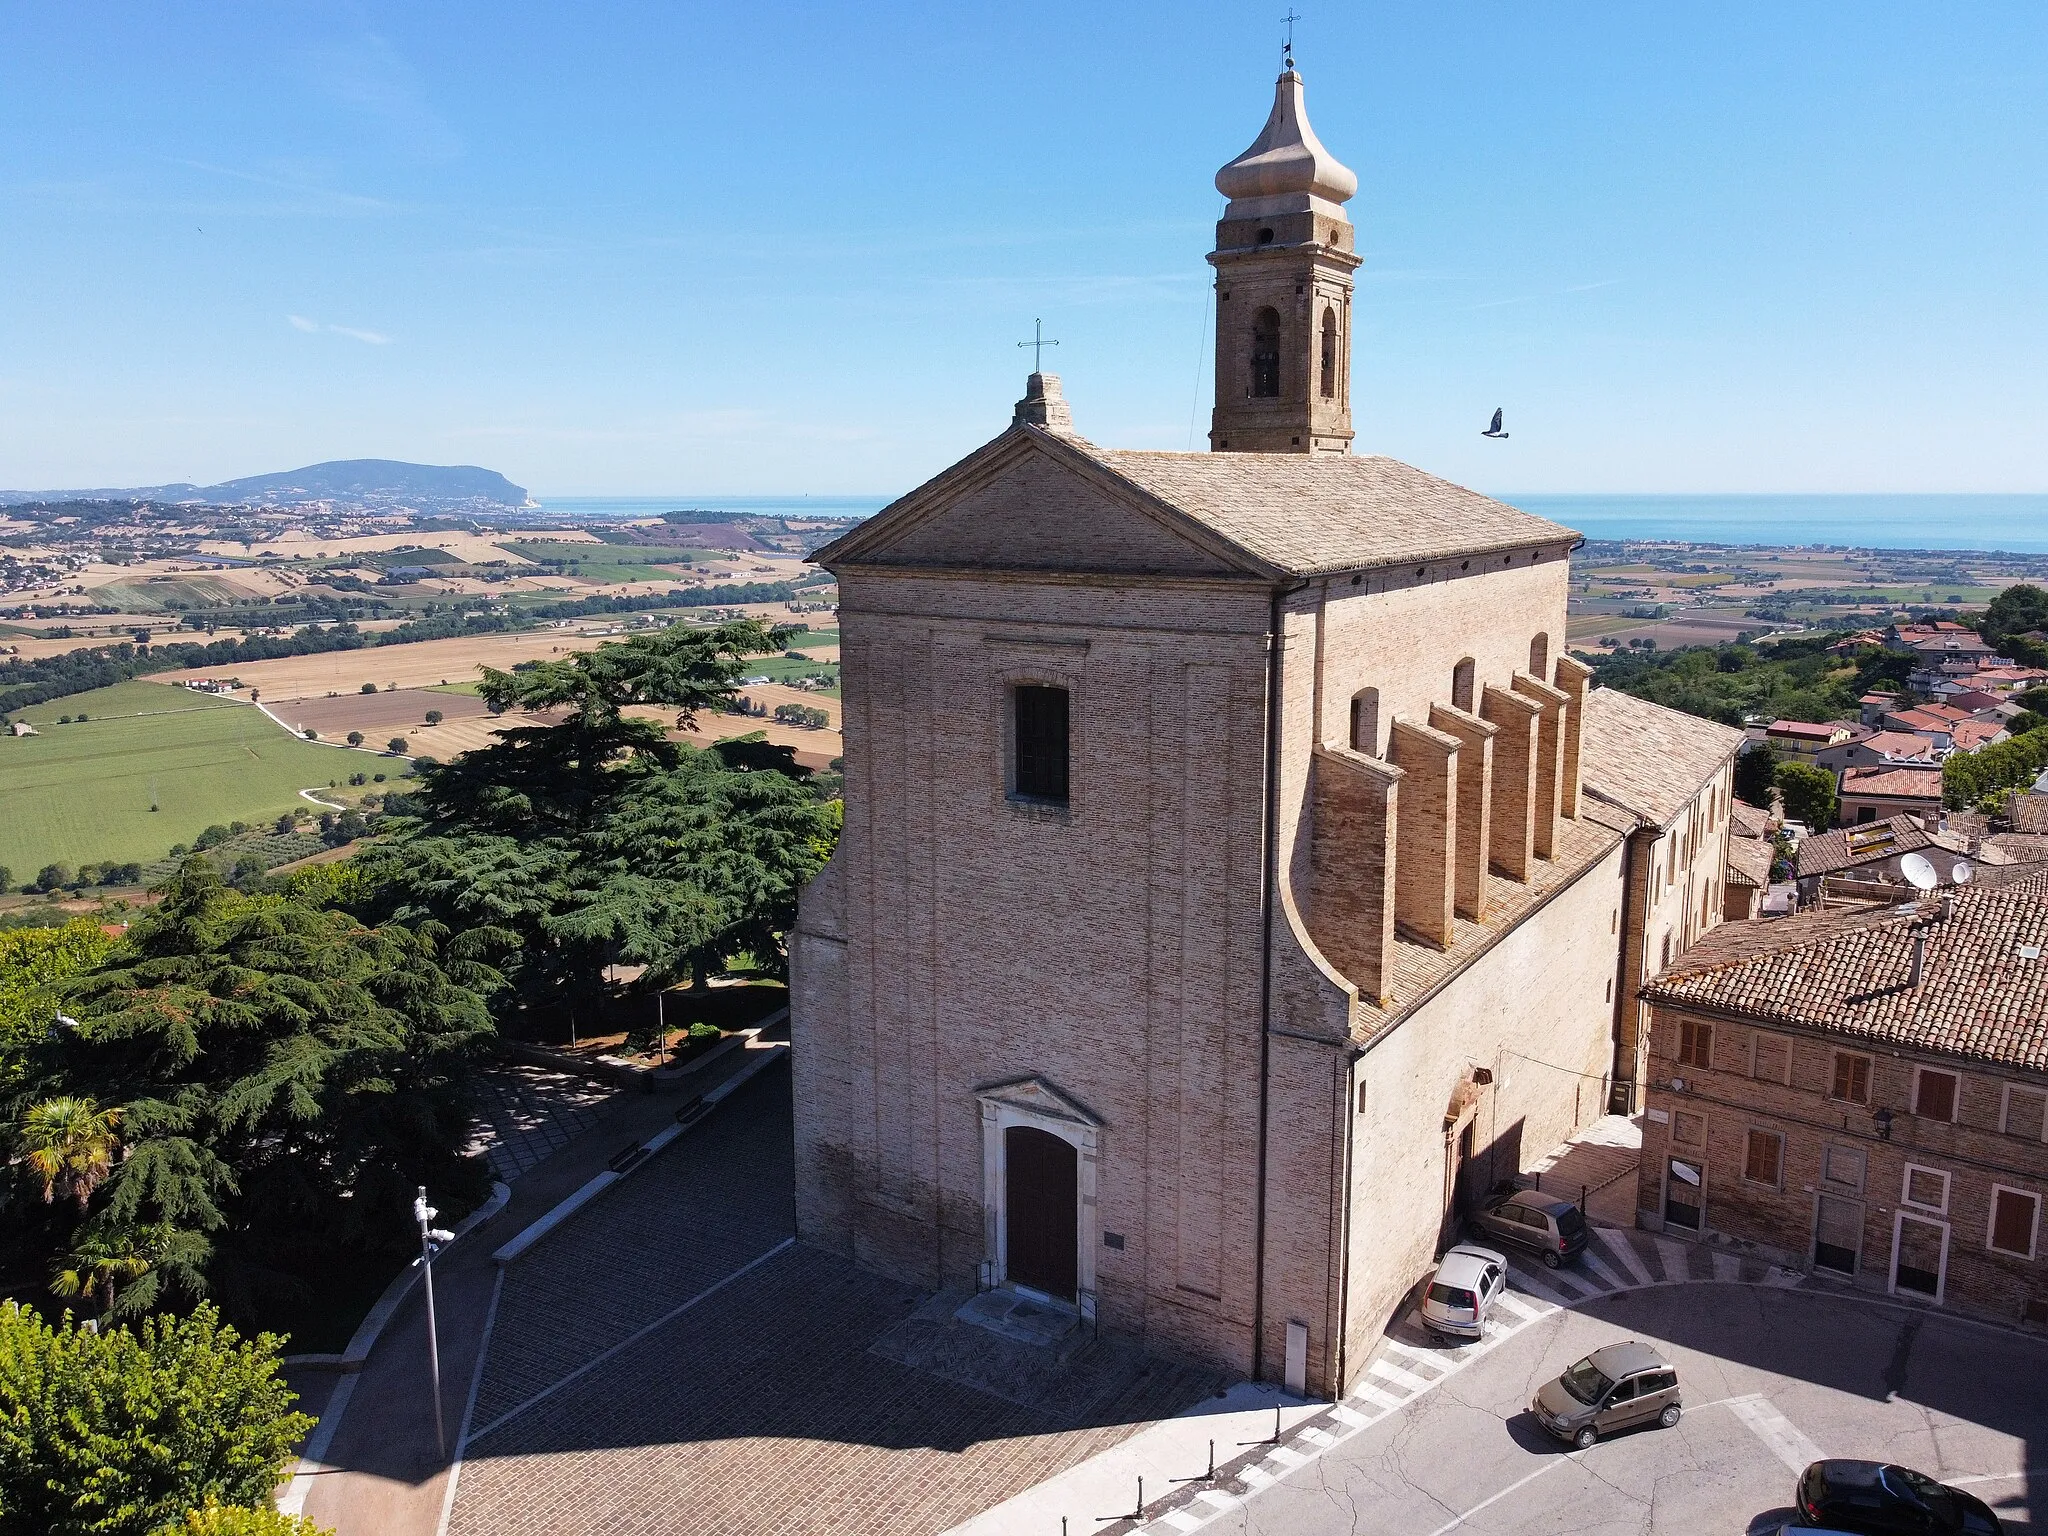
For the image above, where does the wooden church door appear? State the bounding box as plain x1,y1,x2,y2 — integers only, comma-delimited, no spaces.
1004,1125,1078,1301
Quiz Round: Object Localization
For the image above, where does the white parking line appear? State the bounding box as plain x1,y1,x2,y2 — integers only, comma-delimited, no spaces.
1727,1394,1825,1474
1421,1447,1588,1536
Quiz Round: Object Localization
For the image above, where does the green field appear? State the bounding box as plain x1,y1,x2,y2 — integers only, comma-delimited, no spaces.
91,575,252,611
0,680,351,876
500,541,706,583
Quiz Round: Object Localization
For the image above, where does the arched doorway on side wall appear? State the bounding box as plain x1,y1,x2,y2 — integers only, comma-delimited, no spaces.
1004,1125,1079,1301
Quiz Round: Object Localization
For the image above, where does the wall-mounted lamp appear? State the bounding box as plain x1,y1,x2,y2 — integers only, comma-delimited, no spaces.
1873,1108,1894,1141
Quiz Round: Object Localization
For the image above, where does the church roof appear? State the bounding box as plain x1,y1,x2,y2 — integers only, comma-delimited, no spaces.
1074,445,1577,577
813,414,1577,581
1578,687,1744,829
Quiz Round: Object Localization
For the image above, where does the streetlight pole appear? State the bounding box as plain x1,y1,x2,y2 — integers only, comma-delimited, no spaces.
413,1187,455,1461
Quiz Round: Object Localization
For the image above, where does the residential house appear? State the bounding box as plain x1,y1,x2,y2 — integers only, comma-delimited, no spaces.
1882,706,1964,754
1950,719,2009,754
1635,871,2048,1329
1765,719,1854,766
1839,765,1945,826
1792,815,1977,901
1724,831,1776,921
1817,729,1933,774
1859,693,1903,727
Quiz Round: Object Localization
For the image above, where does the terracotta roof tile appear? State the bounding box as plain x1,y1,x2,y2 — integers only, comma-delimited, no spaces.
1580,689,1744,827
1644,871,2048,1071
1795,814,1961,878
1726,836,1775,889
1081,447,1577,575
1841,765,1944,801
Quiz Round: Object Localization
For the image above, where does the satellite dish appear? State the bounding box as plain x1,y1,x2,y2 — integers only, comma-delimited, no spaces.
1952,860,1974,886
1900,853,1938,891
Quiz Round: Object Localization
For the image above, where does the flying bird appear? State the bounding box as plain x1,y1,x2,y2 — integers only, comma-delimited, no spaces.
1481,408,1509,439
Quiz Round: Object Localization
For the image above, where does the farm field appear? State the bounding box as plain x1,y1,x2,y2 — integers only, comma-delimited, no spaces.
498,540,708,583
0,680,354,875
276,686,551,759
148,628,621,701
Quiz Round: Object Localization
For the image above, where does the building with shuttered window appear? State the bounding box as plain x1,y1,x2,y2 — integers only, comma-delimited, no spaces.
1635,869,2048,1327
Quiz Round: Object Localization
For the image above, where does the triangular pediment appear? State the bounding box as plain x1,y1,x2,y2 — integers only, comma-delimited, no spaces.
814,426,1276,581
975,1074,1107,1129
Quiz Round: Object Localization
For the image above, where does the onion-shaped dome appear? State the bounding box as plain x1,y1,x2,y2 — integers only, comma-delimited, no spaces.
1214,70,1357,215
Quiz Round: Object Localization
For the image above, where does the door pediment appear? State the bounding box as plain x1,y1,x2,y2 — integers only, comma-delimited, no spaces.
976,1074,1106,1130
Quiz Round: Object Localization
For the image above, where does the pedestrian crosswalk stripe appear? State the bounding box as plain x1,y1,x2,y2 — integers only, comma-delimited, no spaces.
1331,1404,1369,1428
1368,1358,1434,1393
1381,1339,1449,1370
1506,1270,1574,1306
1492,1289,1554,1322
1578,1247,1632,1292
1351,1379,1405,1410
1711,1250,1743,1282
1593,1230,1655,1287
1651,1235,1690,1280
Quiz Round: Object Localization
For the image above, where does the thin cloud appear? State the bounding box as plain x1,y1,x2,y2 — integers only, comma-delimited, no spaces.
287,315,393,344
309,33,462,163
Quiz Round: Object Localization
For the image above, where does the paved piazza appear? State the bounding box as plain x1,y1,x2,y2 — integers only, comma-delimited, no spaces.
1186,1284,2044,1536
441,1067,2043,1535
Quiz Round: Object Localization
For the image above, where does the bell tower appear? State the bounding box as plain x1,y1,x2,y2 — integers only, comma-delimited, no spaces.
1208,68,1360,455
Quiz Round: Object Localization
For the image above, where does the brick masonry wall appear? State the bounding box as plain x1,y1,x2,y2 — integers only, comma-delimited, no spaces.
1341,841,1629,1379
794,539,1278,1376
1638,1001,2048,1326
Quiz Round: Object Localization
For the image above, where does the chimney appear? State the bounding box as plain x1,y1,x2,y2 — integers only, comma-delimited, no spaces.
1013,373,1075,431
1910,932,1928,987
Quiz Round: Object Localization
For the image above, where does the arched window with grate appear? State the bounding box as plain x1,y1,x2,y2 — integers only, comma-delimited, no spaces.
1250,307,1281,398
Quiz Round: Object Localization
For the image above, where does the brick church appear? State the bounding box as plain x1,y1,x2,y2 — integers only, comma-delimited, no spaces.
790,65,1742,1398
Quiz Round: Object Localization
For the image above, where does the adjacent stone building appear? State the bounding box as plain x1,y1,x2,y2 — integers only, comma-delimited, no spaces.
790,66,1738,1397
1635,870,2048,1327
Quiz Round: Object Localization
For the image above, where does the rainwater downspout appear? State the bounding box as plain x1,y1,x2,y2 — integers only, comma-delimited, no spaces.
1252,575,1310,1384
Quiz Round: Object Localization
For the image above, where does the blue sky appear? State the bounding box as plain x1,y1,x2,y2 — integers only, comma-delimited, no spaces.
2,2,2043,498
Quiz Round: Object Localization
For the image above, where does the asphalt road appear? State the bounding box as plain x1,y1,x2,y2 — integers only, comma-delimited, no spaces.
1211,1284,2044,1536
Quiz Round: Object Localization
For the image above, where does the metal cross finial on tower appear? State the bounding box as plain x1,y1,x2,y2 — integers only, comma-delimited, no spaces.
1018,318,1060,373
1282,9,1301,69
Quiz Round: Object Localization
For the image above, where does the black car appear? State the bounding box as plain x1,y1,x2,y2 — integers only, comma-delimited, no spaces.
1467,1188,1589,1268
1795,1459,2002,1535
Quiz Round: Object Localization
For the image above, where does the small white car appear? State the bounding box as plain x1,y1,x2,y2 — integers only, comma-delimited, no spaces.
1420,1243,1509,1341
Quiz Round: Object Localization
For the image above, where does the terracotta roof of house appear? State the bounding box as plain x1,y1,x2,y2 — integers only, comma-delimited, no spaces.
1729,801,1775,840
1885,709,1955,733
1860,693,1898,705
1579,689,1744,828
1841,765,1944,801
1767,719,1840,740
1725,835,1776,889
1644,870,2048,1072
1079,446,1577,575
1987,833,2048,866
1951,719,2008,751
1860,730,1937,761
1795,814,1960,879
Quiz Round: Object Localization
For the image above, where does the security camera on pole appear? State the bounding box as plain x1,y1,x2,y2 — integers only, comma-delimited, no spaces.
413,1186,456,1460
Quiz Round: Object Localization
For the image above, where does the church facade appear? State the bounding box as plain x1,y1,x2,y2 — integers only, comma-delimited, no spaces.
789,68,1742,1398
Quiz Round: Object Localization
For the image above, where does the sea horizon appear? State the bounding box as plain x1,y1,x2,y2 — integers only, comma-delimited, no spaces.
534,491,2048,556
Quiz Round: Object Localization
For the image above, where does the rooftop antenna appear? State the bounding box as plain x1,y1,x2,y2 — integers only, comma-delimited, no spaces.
1282,9,1301,69
1900,852,1938,891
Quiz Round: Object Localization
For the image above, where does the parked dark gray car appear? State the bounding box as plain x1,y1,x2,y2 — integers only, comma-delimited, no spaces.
1468,1188,1589,1268
1530,1340,1681,1448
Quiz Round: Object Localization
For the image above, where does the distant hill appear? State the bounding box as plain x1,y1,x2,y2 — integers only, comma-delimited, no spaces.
0,459,529,512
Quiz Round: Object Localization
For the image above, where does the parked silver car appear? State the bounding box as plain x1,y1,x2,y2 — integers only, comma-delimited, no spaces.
1468,1187,1589,1268
1419,1244,1508,1341
1530,1340,1682,1448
